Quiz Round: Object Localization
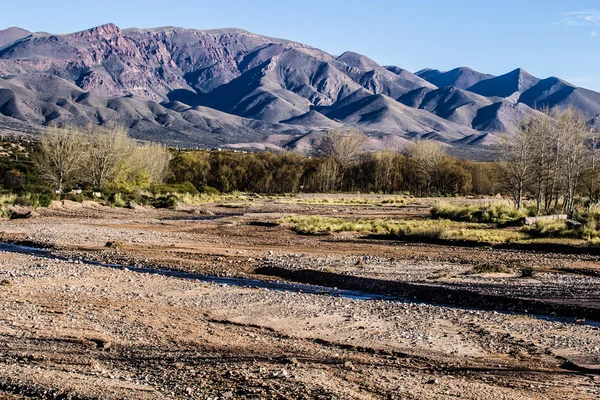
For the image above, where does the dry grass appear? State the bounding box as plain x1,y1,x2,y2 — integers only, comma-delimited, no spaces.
431,201,525,225
277,197,408,207
177,192,250,205
280,215,524,243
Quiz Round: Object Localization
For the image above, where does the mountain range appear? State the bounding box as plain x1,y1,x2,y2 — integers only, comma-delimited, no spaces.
0,23,599,153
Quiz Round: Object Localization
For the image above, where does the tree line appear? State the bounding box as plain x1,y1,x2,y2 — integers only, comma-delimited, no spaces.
498,107,600,214
167,130,497,196
16,121,600,210
0,125,500,199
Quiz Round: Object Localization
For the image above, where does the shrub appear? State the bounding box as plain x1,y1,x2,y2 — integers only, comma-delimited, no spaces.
431,201,525,226
149,182,198,195
30,193,53,208
13,196,32,207
151,195,178,209
109,193,127,208
63,193,84,203
201,186,220,195
520,266,535,278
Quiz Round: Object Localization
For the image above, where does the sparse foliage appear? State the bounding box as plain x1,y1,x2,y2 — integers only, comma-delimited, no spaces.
36,126,87,192
34,125,171,192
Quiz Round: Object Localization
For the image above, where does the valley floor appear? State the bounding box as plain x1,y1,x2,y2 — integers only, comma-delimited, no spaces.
0,197,598,399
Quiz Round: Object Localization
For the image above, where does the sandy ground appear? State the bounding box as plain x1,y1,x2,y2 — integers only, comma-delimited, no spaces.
0,197,598,399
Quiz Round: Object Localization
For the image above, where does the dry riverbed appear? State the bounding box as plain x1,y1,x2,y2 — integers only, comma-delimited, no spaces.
0,198,599,399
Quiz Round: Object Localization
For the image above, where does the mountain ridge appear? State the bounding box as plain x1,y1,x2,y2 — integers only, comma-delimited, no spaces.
0,23,598,153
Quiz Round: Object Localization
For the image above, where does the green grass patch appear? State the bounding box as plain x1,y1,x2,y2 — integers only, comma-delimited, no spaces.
280,215,524,243
431,201,525,226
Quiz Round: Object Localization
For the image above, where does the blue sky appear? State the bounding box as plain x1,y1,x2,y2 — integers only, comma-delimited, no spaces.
2,0,600,90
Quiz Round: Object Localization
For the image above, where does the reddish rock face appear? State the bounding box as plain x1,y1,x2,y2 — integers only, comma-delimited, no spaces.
0,24,290,100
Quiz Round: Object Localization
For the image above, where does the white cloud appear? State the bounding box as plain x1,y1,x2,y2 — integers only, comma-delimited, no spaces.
559,10,600,26
592,31,598,36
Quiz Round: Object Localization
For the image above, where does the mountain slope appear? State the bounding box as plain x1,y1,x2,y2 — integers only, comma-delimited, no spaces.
518,77,600,119
415,67,494,90
467,68,540,98
0,23,600,153
0,27,31,50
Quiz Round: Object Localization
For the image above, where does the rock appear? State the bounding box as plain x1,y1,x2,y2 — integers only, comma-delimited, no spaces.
566,219,583,229
221,391,234,398
105,241,125,249
343,361,354,370
126,201,144,211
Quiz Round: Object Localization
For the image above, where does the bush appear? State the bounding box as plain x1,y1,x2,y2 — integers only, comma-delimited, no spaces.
63,193,84,203
109,193,127,208
525,219,574,238
520,266,535,278
467,263,508,274
201,186,220,195
431,201,525,226
151,195,178,209
13,196,32,207
149,182,198,195
31,193,52,208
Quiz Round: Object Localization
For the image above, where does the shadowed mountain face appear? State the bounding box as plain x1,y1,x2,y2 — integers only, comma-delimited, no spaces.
415,67,494,90
467,68,540,98
0,24,599,152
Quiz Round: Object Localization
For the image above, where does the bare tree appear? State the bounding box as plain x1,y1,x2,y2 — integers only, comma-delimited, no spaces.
135,142,172,184
497,128,534,210
406,140,446,195
318,129,367,187
556,107,589,213
35,126,88,192
523,109,555,214
583,128,600,211
86,125,131,188
372,150,402,193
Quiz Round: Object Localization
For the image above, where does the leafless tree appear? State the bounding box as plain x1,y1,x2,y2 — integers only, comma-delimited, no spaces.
497,128,534,210
134,142,172,184
86,125,131,188
406,140,446,195
318,129,367,187
523,109,555,213
583,128,600,211
556,108,590,213
35,126,88,192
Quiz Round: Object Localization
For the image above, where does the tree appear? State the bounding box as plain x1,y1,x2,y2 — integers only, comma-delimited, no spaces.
86,125,131,188
405,140,446,195
582,128,600,210
556,107,589,213
497,127,534,210
168,151,211,189
317,129,367,188
35,126,88,192
135,142,171,185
